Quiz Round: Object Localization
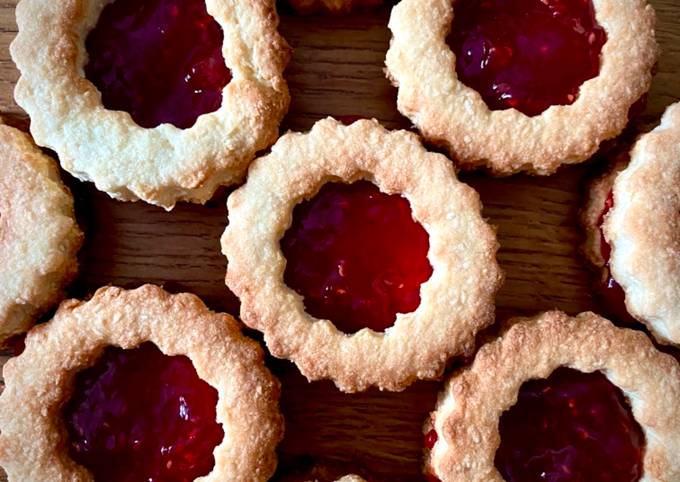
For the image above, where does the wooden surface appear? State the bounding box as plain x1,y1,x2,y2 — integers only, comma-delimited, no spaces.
1,1,679,480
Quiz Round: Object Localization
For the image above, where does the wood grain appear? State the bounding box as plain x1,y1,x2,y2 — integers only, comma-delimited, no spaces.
1,1,679,480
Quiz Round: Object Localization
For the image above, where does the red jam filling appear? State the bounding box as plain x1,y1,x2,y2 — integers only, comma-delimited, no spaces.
424,429,438,449
280,180,433,334
495,367,644,482
597,190,636,323
448,0,607,116
85,0,231,129
64,343,223,482
336,115,364,126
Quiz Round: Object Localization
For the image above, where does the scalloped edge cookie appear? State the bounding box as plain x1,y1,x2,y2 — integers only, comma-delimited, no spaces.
0,123,82,346
11,0,290,209
424,311,680,481
385,0,657,175
0,285,284,481
604,102,680,345
222,117,503,392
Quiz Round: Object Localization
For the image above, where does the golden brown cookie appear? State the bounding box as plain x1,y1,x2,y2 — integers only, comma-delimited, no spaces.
385,0,657,175
582,102,680,345
424,311,680,481
0,285,283,481
11,0,290,209
0,123,82,346
222,117,502,392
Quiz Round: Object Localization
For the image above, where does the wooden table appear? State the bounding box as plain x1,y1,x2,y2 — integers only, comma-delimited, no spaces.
1,1,679,480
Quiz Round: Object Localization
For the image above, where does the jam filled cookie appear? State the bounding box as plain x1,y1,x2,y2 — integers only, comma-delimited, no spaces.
385,0,657,175
288,0,382,14
0,285,283,481
11,0,290,209
424,311,680,481
582,102,680,345
222,118,502,392
0,124,82,346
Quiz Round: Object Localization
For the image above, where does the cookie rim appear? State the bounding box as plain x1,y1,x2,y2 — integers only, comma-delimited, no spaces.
0,284,284,481
579,154,627,269
424,310,680,481
604,102,680,345
385,0,657,175
0,123,83,345
10,0,290,209
221,117,502,392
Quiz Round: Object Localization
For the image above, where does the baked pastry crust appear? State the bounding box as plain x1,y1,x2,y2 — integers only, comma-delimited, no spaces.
11,0,290,209
0,285,283,481
580,151,628,268
0,124,82,346
385,0,657,175
221,118,502,392
604,102,680,345
424,311,680,481
288,0,382,14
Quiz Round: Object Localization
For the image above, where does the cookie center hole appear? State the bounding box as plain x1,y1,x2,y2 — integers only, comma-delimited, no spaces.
85,0,231,129
280,180,433,334
64,342,224,481
495,367,644,482
448,0,607,116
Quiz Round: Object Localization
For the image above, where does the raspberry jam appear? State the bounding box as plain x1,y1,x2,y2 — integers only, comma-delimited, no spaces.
280,181,432,334
449,0,607,116
85,0,231,129
64,343,223,482
495,367,644,482
424,429,438,449
597,190,636,324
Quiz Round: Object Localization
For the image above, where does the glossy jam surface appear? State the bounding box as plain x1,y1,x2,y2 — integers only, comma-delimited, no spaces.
85,0,231,129
64,343,223,482
597,190,635,324
449,0,607,116
424,429,438,449
495,367,644,482
280,181,432,334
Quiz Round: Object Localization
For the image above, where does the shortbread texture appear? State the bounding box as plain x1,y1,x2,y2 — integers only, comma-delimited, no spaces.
11,0,290,209
222,118,502,392
425,311,680,481
605,102,680,345
0,124,82,345
386,0,657,175
0,285,284,482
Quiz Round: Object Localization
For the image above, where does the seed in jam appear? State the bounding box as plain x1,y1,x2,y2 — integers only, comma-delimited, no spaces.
495,367,644,482
64,342,224,482
85,0,231,129
448,0,607,116
280,180,433,334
